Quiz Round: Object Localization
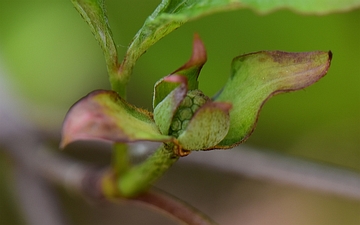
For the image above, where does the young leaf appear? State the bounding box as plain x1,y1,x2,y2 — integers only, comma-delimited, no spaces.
153,75,188,109
177,101,232,151
60,90,172,148
71,0,124,95
119,0,359,87
154,75,188,135
153,34,206,110
214,51,332,147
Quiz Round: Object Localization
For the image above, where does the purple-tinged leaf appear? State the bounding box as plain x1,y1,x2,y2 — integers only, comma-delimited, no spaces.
61,90,172,148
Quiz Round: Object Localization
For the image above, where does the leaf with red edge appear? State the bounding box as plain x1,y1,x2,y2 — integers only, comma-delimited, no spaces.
60,90,172,148
154,75,188,135
171,34,207,90
214,51,332,147
152,34,207,109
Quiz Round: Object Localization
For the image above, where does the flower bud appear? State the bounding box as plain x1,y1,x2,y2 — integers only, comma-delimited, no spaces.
169,89,209,137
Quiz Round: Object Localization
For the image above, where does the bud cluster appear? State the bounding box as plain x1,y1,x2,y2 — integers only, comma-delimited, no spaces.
169,90,209,137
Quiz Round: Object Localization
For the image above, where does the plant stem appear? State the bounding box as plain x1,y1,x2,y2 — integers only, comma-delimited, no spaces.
110,76,127,99
117,143,179,197
112,143,130,175
131,188,219,225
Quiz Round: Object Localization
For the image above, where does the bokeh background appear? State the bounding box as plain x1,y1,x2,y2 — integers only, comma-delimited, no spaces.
0,0,359,224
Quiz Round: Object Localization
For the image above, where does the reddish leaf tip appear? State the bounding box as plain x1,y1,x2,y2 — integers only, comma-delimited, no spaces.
191,33,207,64
211,101,233,112
163,74,188,85
328,50,333,60
172,34,207,74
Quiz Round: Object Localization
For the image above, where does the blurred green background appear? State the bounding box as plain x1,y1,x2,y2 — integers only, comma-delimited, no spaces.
0,0,359,224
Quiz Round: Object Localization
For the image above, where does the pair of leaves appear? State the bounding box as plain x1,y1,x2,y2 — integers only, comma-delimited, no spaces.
71,0,359,97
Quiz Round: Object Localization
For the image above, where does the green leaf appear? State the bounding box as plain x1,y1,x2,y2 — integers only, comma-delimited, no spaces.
214,51,332,147
153,75,188,135
246,0,360,13
71,0,125,96
119,0,359,87
60,90,172,148
177,101,232,150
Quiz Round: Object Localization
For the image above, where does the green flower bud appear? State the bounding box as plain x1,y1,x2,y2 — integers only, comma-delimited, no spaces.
169,89,209,137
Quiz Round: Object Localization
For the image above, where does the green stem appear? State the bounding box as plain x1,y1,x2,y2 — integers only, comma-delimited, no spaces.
112,143,130,175
110,76,127,99
117,143,179,197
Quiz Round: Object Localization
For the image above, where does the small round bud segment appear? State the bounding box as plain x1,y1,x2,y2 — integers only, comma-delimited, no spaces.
170,119,181,132
181,96,193,108
178,108,193,121
169,90,209,137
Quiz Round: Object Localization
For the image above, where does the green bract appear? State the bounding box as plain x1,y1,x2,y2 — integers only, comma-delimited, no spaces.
61,35,332,157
